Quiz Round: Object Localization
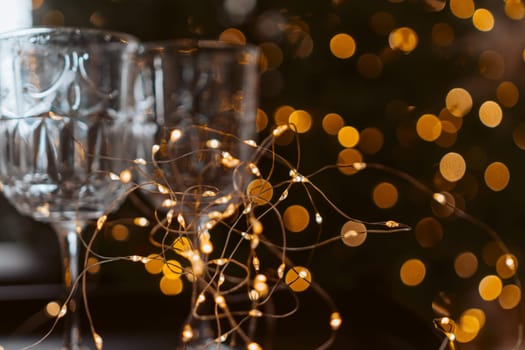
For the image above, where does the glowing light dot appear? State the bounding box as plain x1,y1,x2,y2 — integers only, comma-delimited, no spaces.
472,8,495,32
479,275,503,301
496,254,518,279
119,169,132,183
93,332,103,350
87,257,101,274
144,254,164,275
341,220,367,247
283,205,310,232
455,314,481,343
450,0,475,19
330,33,356,59
388,27,418,53
415,217,443,248
133,217,150,227
440,152,466,182
499,284,522,309
330,312,342,330
372,182,398,209
162,259,183,280
206,139,221,149
337,148,363,175
170,129,182,142
274,105,295,126
111,224,129,242
506,0,525,20
288,109,313,133
159,275,183,295
400,259,426,286
479,101,503,128
446,88,473,117
247,179,273,206
219,28,246,45
484,162,510,191
96,215,107,231
256,108,268,132
285,266,312,292
358,127,384,154
416,113,442,141
338,126,360,148
134,158,147,165
497,81,519,108
454,252,478,278
45,301,61,317
513,123,525,150
479,50,505,80
322,113,344,135
247,342,263,350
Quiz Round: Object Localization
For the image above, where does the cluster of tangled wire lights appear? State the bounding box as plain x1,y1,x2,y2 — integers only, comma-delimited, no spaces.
16,121,524,350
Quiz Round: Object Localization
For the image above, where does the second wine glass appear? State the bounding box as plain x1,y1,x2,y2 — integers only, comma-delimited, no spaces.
131,39,260,349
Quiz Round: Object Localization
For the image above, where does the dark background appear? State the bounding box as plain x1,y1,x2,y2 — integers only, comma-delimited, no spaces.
1,0,525,349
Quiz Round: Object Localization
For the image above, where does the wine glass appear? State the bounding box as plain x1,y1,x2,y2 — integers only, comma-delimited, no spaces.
0,27,139,349
130,39,260,349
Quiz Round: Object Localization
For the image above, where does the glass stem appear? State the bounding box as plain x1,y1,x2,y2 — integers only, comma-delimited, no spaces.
52,221,86,350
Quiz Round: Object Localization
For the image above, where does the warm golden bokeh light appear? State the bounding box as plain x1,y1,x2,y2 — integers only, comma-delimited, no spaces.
337,148,363,175
145,254,164,275
274,105,295,126
454,251,478,278
358,127,384,154
479,50,505,80
330,33,357,59
388,27,418,53
45,301,61,318
219,28,247,44
400,259,426,286
445,88,473,117
247,179,274,206
87,257,101,274
432,22,455,47
416,113,442,141
440,152,466,182
439,108,463,133
162,259,183,280
484,161,510,192
450,0,475,19
455,314,480,343
256,108,269,132
322,113,345,135
285,266,312,292
496,253,518,279
356,53,383,79
478,275,503,301
160,275,183,295
415,217,443,248
505,0,525,20
260,42,284,69
370,11,395,36
372,182,399,209
283,204,310,232
337,126,360,148
472,8,495,31
479,100,503,128
341,220,367,247
288,109,313,133
111,223,129,242
496,81,519,108
513,123,525,150
42,10,65,26
498,284,522,309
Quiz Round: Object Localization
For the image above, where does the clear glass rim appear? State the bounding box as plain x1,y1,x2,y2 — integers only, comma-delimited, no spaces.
0,26,139,48
140,39,259,55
